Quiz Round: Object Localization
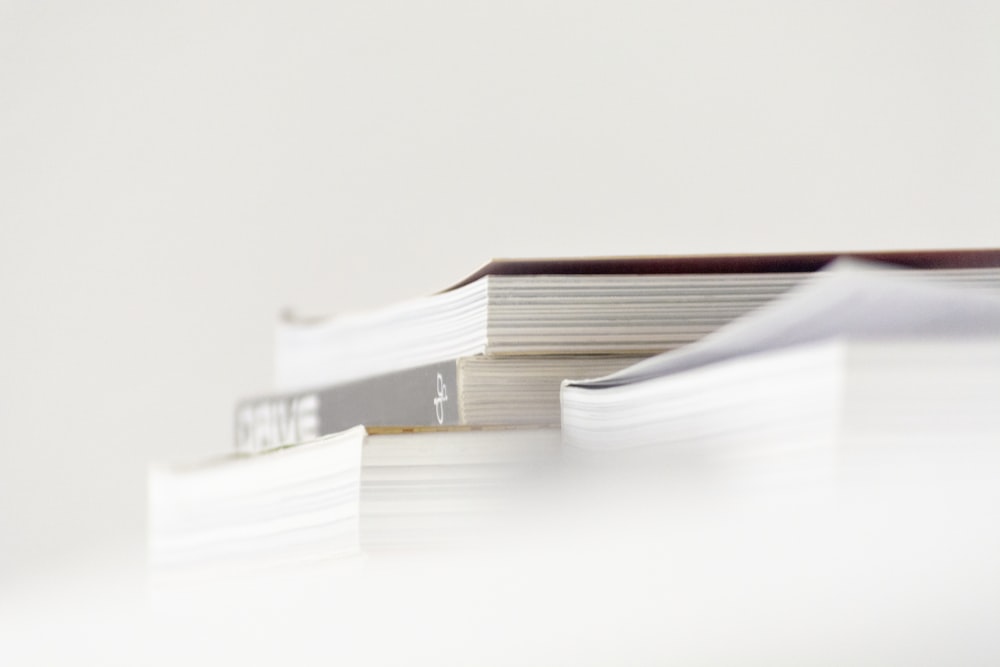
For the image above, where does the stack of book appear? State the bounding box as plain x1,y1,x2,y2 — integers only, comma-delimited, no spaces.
149,249,1000,580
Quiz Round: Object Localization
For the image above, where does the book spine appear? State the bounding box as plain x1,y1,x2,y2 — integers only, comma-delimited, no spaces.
235,360,461,454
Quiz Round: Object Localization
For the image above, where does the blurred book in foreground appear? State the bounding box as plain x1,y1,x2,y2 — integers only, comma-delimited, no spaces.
149,427,557,584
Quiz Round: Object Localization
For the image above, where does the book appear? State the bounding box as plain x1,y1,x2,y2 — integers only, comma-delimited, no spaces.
150,426,559,581
276,250,1000,392
235,355,641,454
149,426,365,583
359,428,559,552
560,260,1000,451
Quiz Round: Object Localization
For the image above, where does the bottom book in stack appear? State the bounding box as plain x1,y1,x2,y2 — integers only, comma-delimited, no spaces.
149,427,365,584
149,427,558,584
360,429,559,551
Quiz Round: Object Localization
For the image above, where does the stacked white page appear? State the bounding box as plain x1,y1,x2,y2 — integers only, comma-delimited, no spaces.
278,266,1000,391
562,262,1000,451
149,426,559,574
457,355,642,425
360,429,560,551
149,427,364,584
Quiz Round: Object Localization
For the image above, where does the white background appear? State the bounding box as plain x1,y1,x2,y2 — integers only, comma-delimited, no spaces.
2,0,999,590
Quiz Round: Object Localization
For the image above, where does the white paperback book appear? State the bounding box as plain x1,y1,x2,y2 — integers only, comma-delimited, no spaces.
560,261,1000,453
149,427,559,582
276,253,1000,392
149,427,366,584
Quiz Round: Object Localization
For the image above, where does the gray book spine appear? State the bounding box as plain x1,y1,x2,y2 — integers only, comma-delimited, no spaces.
235,360,461,454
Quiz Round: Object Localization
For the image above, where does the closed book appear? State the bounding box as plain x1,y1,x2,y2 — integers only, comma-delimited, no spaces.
277,250,1000,392
150,426,559,582
561,260,1000,451
236,354,640,454
149,426,366,585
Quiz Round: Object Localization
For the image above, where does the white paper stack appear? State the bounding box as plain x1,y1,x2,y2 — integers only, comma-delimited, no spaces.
360,429,560,551
275,274,796,391
456,355,643,426
562,262,1000,459
149,426,559,576
149,427,364,584
277,265,1000,392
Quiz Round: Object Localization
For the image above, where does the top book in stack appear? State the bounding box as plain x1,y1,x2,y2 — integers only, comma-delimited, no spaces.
275,249,1000,392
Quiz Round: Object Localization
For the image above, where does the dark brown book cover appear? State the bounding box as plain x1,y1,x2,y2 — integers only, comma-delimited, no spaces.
446,249,1000,291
